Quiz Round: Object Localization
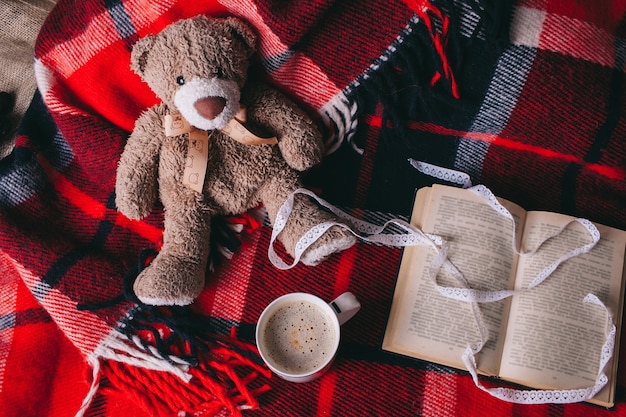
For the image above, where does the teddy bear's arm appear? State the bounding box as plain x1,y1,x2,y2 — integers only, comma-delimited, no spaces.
244,84,324,171
115,107,164,220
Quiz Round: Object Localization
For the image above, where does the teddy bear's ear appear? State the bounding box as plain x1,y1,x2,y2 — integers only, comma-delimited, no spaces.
224,17,258,56
130,35,157,76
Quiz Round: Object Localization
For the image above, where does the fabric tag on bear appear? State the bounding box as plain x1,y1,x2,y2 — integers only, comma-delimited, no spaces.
182,129,209,193
163,113,193,137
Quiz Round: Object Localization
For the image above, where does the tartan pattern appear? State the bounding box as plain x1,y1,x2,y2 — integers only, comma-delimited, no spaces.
0,0,625,416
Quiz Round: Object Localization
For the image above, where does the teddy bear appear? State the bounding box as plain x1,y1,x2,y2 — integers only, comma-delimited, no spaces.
115,15,356,306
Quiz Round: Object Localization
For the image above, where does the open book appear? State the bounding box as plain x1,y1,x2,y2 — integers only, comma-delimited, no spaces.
382,184,626,407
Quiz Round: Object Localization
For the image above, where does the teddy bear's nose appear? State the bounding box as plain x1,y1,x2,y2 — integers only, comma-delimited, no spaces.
194,97,226,120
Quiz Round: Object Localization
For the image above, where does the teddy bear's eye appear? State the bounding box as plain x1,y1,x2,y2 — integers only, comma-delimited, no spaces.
176,76,185,85
215,68,224,78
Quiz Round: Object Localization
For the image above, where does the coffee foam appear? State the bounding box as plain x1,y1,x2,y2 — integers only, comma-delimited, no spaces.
261,300,336,375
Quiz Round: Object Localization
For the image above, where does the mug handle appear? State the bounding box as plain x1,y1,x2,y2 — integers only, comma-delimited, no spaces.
328,292,361,325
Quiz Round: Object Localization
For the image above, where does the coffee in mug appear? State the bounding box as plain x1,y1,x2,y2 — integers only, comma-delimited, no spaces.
261,299,336,374
256,292,360,383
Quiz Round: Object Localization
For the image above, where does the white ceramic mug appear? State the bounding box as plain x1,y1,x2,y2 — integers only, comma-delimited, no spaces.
256,292,361,383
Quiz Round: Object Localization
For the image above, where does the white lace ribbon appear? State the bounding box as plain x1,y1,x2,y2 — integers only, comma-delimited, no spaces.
268,188,445,270
269,176,611,404
432,185,600,303
409,159,473,188
462,293,615,404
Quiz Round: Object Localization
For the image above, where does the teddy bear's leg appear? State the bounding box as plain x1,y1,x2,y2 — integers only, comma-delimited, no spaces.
133,203,212,306
260,174,357,266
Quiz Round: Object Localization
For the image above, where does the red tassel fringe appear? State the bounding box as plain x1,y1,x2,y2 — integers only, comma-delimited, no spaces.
97,328,272,417
403,0,461,98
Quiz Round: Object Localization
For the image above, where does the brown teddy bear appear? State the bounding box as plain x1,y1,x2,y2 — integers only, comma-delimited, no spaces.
115,15,356,306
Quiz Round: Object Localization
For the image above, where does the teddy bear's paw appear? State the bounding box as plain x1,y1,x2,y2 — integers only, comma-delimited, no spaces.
115,195,150,220
300,225,357,266
133,254,205,306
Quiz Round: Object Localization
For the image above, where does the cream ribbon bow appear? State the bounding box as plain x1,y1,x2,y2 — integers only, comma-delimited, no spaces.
162,105,278,145
162,106,278,192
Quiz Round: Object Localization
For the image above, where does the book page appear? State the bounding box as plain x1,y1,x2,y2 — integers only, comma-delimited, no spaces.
499,213,626,406
383,185,526,375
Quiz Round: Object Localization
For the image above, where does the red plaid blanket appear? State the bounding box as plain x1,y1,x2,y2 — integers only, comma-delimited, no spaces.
1,0,625,416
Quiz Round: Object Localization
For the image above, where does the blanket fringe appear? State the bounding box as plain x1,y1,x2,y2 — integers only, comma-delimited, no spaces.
320,91,359,155
76,248,271,416
75,357,102,417
319,0,511,155
81,327,271,417
402,0,460,98
95,326,192,381
346,0,513,156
